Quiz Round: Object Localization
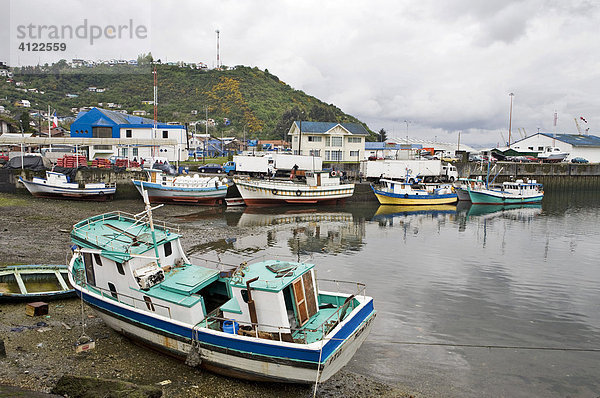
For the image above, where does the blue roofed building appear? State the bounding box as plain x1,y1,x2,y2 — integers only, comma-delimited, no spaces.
509,133,600,162
287,121,369,162
70,107,187,161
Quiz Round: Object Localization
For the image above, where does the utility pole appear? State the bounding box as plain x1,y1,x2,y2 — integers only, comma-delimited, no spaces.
153,65,158,158
508,93,514,147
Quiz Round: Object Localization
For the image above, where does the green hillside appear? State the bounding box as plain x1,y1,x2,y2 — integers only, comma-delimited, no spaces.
0,61,376,141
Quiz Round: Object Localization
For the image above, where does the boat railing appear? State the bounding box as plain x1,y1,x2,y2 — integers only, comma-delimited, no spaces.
317,278,367,299
72,211,180,236
81,282,173,318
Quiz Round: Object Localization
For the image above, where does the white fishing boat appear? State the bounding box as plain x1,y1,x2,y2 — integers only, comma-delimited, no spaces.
233,171,354,206
537,146,568,162
453,178,485,201
132,170,229,205
67,190,375,383
19,171,116,201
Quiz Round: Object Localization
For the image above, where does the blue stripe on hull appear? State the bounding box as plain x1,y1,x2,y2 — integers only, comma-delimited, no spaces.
79,288,375,364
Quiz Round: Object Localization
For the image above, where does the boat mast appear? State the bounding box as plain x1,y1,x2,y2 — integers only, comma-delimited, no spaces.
140,182,161,266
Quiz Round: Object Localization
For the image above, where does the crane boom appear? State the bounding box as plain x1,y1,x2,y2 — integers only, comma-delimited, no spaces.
574,117,583,134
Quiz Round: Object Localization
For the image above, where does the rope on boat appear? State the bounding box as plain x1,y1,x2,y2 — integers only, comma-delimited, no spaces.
313,335,324,398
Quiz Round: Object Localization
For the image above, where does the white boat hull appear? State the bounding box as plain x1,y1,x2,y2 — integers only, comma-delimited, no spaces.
132,180,228,205
19,177,115,200
234,178,354,207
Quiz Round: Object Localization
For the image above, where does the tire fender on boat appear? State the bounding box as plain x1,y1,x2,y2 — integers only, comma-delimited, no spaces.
295,190,302,196
272,189,278,195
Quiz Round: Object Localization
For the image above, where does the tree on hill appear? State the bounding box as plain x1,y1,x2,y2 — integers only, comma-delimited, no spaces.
18,111,35,133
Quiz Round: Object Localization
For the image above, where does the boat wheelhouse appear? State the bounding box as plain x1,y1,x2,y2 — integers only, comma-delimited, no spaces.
67,199,375,383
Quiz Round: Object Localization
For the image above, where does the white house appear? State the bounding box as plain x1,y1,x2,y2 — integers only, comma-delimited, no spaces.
509,133,600,162
288,121,368,162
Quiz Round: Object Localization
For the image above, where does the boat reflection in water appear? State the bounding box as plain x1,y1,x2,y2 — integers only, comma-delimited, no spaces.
372,204,457,226
467,203,542,220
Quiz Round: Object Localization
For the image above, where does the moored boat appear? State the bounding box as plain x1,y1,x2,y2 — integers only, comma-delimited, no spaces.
453,178,485,201
371,179,457,205
67,190,375,383
537,146,568,163
132,170,229,205
468,179,544,205
0,264,75,302
233,171,354,207
19,171,116,201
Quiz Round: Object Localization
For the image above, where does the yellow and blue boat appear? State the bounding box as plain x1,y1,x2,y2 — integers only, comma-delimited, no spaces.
371,179,458,205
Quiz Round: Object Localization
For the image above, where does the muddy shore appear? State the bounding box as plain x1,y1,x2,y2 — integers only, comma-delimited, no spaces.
0,194,419,398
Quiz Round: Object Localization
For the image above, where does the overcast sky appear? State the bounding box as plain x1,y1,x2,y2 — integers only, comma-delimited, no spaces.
3,0,600,147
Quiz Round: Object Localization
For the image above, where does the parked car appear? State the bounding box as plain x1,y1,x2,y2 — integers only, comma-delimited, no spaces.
198,163,223,173
571,157,589,164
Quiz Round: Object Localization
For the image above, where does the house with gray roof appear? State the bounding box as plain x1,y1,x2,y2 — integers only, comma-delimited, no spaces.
288,121,368,162
509,133,600,162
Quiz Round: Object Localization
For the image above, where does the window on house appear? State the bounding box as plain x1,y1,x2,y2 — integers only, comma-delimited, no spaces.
331,136,343,147
164,241,172,257
143,296,155,311
162,131,168,139
350,150,360,157
107,282,118,299
347,137,362,143
133,148,138,157
309,150,320,157
294,136,298,142
93,253,102,266
125,129,132,138
325,137,330,146
331,150,343,161
538,146,544,151
307,136,322,142
92,126,112,138
116,262,125,275
121,148,128,157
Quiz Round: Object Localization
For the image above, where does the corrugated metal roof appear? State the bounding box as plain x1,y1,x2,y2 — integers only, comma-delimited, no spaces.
540,133,600,147
294,121,368,135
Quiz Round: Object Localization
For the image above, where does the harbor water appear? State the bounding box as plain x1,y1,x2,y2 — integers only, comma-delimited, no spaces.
183,191,600,397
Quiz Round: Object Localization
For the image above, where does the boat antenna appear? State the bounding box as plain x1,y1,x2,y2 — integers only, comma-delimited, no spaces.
140,181,161,266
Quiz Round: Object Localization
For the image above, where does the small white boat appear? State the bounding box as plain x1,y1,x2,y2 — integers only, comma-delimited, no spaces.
234,171,354,206
225,197,245,206
453,178,485,201
19,171,116,201
537,146,568,162
67,189,375,383
132,170,229,205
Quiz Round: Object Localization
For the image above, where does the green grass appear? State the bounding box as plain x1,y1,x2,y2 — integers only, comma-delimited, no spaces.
0,195,29,207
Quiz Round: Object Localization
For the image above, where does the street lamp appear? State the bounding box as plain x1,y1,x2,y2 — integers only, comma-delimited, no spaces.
403,120,411,144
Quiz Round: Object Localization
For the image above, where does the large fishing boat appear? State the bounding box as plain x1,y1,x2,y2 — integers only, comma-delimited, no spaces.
67,190,375,383
132,170,229,205
468,179,544,205
233,171,354,206
371,179,457,205
19,171,116,201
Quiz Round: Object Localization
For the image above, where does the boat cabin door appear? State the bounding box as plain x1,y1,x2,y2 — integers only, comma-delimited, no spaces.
316,173,321,186
290,273,318,326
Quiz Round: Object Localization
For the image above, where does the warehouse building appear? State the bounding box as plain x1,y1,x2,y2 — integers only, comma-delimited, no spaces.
509,133,600,162
70,107,187,161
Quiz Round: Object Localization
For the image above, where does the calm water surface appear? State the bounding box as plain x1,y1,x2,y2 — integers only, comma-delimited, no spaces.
185,191,600,397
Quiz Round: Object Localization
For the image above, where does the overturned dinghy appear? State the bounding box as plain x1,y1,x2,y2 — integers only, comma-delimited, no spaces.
68,192,376,383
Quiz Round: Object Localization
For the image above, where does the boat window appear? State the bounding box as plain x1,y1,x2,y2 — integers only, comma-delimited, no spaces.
83,252,96,286
116,262,125,275
93,253,103,266
143,295,155,311
164,241,172,257
107,282,118,299
240,289,249,303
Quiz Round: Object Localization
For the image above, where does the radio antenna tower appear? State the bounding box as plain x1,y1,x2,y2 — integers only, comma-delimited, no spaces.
215,29,220,69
